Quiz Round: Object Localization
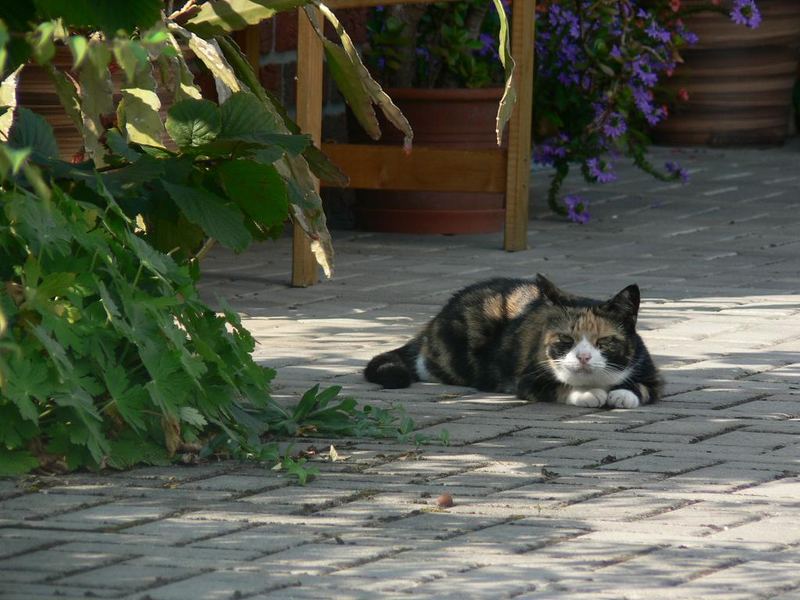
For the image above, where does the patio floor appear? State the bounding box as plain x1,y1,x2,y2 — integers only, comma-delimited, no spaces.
2,143,800,599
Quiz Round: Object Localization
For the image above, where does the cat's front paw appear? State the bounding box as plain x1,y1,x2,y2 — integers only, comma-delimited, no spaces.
566,388,608,408
607,389,640,409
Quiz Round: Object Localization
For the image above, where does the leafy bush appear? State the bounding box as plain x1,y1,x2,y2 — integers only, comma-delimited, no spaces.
0,136,421,476
0,0,493,478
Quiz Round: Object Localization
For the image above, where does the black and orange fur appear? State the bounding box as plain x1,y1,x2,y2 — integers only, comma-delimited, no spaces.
364,275,662,407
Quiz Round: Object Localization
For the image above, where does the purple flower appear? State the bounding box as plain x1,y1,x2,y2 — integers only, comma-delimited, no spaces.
645,21,672,43
533,135,569,167
587,158,617,183
478,33,497,58
632,58,658,86
665,161,689,183
731,0,762,28
602,113,627,139
565,195,590,224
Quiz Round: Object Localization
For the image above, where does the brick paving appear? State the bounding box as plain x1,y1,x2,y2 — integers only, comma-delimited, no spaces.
2,143,800,599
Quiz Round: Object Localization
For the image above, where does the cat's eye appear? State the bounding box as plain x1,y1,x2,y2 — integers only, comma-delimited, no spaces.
557,334,574,345
597,336,618,347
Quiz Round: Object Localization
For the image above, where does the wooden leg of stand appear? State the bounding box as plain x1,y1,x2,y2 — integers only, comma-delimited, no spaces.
504,0,536,252
292,7,323,287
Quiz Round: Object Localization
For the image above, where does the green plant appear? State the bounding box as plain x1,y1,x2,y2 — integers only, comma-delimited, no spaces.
366,0,509,89
0,142,423,476
0,0,483,478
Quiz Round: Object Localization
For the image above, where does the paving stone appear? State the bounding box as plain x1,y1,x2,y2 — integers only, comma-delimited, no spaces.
141,568,299,600
121,516,250,544
54,560,201,590
0,546,129,573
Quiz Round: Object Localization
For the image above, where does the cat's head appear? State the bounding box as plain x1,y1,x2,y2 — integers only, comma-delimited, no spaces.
537,277,641,388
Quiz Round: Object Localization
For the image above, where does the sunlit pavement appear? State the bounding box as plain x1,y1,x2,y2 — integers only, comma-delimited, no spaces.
3,143,800,599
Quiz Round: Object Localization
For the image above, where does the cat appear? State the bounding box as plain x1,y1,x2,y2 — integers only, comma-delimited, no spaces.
364,274,662,408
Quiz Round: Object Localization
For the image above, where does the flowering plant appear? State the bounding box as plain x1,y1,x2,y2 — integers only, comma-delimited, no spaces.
534,0,761,222
365,0,508,88
365,0,761,223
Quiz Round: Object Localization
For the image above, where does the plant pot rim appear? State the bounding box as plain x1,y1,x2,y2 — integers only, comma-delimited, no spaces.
383,87,505,102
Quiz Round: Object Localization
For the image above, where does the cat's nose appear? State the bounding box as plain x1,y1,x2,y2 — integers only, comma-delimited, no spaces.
577,352,592,365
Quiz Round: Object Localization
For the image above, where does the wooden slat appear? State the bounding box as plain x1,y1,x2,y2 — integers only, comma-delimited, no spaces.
320,143,507,193
504,0,535,252
242,26,260,71
292,8,323,288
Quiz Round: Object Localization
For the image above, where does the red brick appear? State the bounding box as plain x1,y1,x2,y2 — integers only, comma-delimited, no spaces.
259,19,275,54
275,12,299,52
259,63,282,95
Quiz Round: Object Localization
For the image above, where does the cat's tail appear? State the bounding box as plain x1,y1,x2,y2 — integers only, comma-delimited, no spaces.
364,340,420,389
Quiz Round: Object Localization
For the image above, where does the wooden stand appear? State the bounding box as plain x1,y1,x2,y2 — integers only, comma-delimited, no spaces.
291,0,536,285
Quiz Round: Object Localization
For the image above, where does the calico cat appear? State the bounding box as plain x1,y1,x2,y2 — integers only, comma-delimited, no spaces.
364,275,662,408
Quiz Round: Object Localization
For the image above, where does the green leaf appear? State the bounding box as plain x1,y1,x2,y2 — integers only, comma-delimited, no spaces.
170,23,240,97
46,67,83,139
0,405,38,449
184,0,308,38
34,0,163,34
293,384,320,421
117,88,166,148
230,132,310,155
163,181,252,252
123,229,178,278
0,65,22,142
251,146,284,165
30,324,73,378
28,21,56,65
166,99,222,148
106,438,170,469
105,128,143,162
77,41,113,165
0,146,31,180
180,406,208,429
216,35,300,135
5,354,53,423
303,144,348,187
112,39,149,84
36,271,75,300
5,191,71,255
490,0,517,145
8,107,59,159
67,35,88,69
103,363,148,432
219,92,282,138
0,449,39,477
310,5,413,149
281,456,318,486
218,159,288,229
102,155,165,196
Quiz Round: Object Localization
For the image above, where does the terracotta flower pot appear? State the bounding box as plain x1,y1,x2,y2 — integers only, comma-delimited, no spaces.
353,87,506,235
654,0,800,146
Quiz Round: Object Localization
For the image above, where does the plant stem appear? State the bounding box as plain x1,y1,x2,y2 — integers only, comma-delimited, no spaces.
192,238,216,263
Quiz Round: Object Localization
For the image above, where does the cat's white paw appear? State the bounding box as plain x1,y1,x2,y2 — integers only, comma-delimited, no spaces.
607,389,640,409
566,388,608,408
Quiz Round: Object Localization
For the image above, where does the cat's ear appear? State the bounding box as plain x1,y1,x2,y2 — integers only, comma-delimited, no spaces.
604,284,640,328
535,274,570,306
